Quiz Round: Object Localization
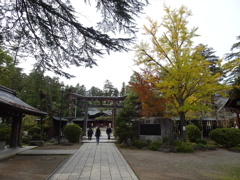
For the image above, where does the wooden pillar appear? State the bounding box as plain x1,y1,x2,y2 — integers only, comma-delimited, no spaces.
112,100,117,130
83,99,88,135
9,113,22,148
17,116,22,146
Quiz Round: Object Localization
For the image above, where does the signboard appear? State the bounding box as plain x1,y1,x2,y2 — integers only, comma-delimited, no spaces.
140,124,161,135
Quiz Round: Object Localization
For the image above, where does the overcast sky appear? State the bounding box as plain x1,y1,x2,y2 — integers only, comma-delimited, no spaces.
19,0,240,91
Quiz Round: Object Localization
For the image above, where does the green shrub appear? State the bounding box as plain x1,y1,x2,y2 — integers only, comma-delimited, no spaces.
174,140,194,153
0,123,11,143
186,124,201,142
132,140,148,149
22,115,37,130
209,128,240,148
32,133,41,140
148,141,161,151
229,147,240,152
146,140,152,145
42,124,50,132
21,136,30,144
63,124,82,143
28,126,41,135
162,136,170,144
196,139,207,145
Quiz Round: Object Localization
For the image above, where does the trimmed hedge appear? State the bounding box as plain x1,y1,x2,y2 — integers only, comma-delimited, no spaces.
28,126,41,135
132,140,148,149
186,124,201,142
209,128,240,148
148,141,161,151
196,139,207,145
174,140,194,153
63,124,82,143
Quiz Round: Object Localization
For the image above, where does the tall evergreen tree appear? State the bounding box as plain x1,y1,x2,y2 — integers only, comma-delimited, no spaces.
225,35,240,83
0,49,24,91
120,82,127,96
197,44,222,75
87,86,103,96
103,79,115,96
20,70,63,115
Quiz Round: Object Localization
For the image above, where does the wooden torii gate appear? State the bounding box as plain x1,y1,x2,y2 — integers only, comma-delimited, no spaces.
68,93,127,134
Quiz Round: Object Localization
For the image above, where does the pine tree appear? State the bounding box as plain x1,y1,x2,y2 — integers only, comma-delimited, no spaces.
0,0,148,78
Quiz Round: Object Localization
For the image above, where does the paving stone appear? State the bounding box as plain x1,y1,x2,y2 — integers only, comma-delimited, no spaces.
0,133,138,180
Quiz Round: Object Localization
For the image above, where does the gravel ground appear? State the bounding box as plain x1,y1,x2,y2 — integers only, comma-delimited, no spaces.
119,148,240,180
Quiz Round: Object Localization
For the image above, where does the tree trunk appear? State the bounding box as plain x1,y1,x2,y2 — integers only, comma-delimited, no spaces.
179,111,186,141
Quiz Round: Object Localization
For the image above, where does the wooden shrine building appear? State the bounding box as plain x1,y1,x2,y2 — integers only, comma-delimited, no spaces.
0,85,47,148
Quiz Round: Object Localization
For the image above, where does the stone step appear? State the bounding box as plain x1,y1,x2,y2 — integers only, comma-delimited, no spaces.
83,127,116,143
82,135,116,143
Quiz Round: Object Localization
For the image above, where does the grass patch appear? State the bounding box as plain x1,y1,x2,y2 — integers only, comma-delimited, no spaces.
206,166,240,180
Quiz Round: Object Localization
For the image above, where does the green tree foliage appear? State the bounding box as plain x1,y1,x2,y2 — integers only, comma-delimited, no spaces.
0,0,148,78
103,79,119,96
0,49,24,91
225,35,240,82
22,115,38,131
19,69,63,115
67,84,87,117
115,91,140,143
120,82,127,96
87,86,103,96
134,5,230,141
224,36,240,129
75,83,87,96
197,44,222,75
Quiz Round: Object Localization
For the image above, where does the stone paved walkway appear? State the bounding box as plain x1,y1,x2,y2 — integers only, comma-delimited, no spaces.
0,128,138,180
0,146,36,160
47,143,138,180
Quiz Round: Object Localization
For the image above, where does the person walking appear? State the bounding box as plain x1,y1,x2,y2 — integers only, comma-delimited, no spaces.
95,127,101,145
106,126,112,140
87,127,93,140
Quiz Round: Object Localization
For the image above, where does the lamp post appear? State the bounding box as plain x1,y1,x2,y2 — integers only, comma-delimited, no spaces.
58,86,65,145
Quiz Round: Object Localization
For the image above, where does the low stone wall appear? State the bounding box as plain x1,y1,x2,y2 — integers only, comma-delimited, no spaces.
135,117,174,143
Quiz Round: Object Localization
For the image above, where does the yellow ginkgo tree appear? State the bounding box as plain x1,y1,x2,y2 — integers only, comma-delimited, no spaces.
134,5,233,141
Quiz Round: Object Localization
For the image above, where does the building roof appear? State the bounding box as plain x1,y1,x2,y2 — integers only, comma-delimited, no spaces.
0,85,47,116
214,96,229,113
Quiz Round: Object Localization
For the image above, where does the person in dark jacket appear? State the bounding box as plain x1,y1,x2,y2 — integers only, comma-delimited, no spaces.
106,126,112,140
87,127,93,140
95,127,101,144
